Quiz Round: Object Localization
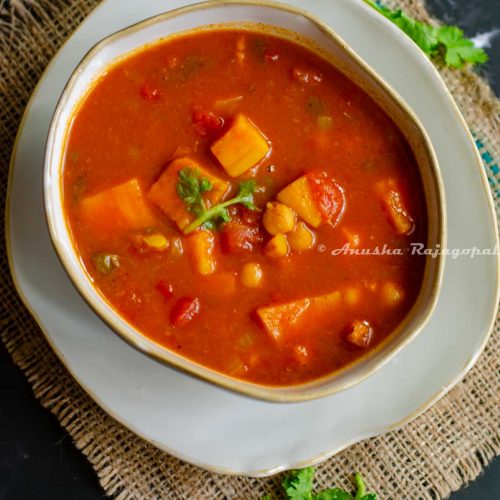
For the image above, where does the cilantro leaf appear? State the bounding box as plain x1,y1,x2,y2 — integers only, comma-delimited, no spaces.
178,170,259,233
363,0,488,68
282,467,315,500
315,489,353,500
437,26,489,68
176,168,213,218
263,468,377,500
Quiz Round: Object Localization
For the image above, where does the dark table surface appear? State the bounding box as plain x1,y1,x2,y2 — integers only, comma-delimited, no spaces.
1,1,499,498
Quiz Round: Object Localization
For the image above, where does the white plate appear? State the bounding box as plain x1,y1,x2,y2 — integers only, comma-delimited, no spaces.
6,0,499,476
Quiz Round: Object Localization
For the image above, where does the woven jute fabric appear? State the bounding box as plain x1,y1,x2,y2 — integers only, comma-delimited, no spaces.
1,1,499,498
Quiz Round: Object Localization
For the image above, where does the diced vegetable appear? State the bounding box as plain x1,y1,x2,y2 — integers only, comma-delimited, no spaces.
292,67,323,84
380,281,404,307
186,230,217,275
307,172,345,226
256,291,341,341
346,320,374,348
192,109,224,137
81,179,156,232
287,221,315,251
142,233,169,251
92,253,120,274
277,175,322,227
221,222,263,253
156,280,174,300
376,179,415,235
256,298,311,340
148,157,230,230
241,262,263,288
264,233,289,258
170,297,200,326
262,202,296,236
211,114,270,177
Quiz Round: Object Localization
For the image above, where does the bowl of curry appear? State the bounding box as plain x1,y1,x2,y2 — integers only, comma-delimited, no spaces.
44,0,445,402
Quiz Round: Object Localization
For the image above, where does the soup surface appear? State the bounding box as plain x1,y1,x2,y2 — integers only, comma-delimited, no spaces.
63,29,427,386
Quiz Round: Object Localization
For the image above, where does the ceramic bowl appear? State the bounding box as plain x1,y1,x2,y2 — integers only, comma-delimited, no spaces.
44,0,445,402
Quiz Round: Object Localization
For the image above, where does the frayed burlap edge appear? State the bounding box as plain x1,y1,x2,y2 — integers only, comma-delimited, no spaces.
1,1,499,499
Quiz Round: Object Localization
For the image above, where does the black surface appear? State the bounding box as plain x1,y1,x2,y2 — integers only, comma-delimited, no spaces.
1,1,499,499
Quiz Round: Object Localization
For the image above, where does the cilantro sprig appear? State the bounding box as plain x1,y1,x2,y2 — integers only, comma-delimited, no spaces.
262,468,376,500
364,1,488,68
176,167,258,233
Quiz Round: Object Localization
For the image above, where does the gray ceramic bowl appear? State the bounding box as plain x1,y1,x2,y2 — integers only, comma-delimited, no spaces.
44,0,446,402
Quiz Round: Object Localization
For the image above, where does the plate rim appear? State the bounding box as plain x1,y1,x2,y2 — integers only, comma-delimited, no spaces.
5,0,500,476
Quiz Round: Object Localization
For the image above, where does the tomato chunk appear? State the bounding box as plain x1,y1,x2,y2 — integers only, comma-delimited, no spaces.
170,297,200,326
192,109,224,137
221,223,263,253
306,172,345,226
156,281,174,300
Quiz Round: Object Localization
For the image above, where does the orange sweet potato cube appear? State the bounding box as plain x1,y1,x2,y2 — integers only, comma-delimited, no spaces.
256,291,341,341
256,298,311,341
148,157,230,230
376,179,415,235
277,175,322,228
211,114,270,177
81,178,156,232
186,229,217,275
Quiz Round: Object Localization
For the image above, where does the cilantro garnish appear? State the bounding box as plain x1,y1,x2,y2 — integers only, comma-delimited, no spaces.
176,167,258,233
262,468,376,500
364,1,488,68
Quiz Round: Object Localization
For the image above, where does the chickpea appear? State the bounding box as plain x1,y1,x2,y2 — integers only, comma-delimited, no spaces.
262,202,296,235
264,233,289,258
381,281,404,307
288,221,315,251
241,262,263,288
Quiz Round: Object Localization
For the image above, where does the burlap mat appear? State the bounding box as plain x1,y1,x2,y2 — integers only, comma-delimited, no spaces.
1,1,499,498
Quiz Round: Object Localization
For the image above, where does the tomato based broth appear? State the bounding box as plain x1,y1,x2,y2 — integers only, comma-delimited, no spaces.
63,29,427,386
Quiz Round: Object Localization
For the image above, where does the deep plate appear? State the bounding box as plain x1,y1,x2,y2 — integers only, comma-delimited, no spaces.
7,0,499,475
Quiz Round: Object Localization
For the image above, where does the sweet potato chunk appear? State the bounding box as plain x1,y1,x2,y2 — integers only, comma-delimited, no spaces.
277,173,345,228
277,176,322,227
376,179,415,235
186,230,216,275
211,114,270,177
81,178,156,232
346,320,374,348
148,157,230,230
256,299,311,341
256,290,341,341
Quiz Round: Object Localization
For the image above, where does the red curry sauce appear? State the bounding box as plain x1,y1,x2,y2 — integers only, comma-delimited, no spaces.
63,30,427,386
